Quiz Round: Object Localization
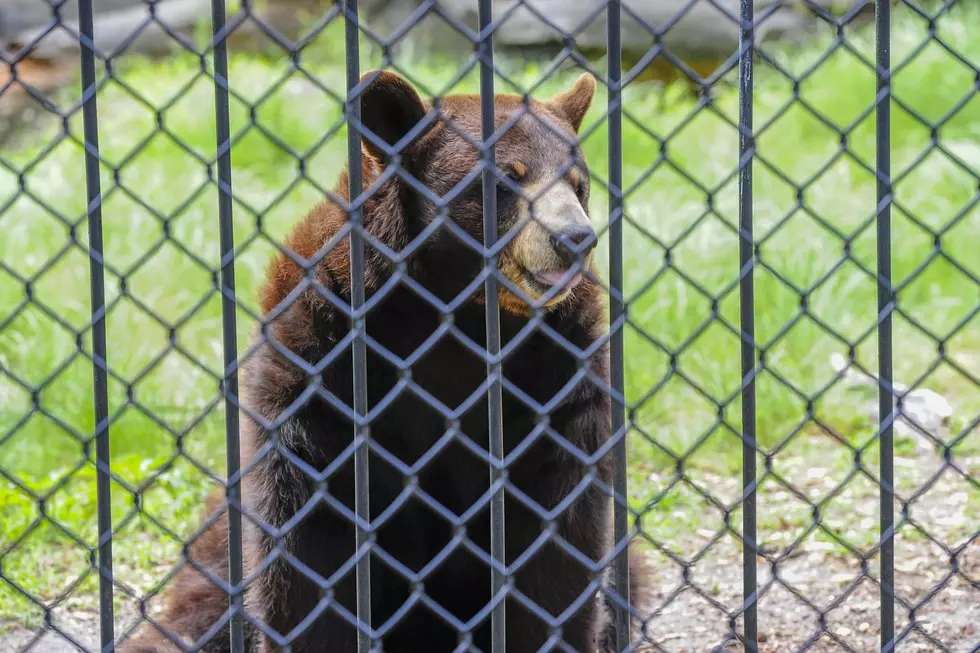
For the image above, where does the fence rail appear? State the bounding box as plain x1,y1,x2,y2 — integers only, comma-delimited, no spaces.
1,0,979,652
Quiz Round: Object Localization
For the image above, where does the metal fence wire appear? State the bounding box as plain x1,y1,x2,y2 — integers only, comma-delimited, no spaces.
0,0,979,652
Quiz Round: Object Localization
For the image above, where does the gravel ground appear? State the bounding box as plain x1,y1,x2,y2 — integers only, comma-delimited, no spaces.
635,533,979,652
2,438,977,653
631,437,980,653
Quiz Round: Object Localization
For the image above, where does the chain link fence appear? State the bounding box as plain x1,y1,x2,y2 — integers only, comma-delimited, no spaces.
0,0,978,652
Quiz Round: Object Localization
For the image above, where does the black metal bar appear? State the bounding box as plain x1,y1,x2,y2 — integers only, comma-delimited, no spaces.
477,1,505,652
209,1,244,652
607,2,629,651
737,0,758,649
344,2,371,652
875,0,894,648
77,1,115,648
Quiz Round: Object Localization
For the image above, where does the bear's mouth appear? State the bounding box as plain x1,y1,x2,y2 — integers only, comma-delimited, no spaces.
524,268,584,294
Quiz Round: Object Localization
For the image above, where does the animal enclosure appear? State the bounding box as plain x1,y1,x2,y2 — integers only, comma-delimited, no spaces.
0,0,979,652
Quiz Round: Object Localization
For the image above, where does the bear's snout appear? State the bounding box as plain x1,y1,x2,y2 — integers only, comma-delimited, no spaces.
550,223,597,267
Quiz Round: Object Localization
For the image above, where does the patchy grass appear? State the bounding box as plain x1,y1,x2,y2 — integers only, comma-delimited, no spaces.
1,3,979,626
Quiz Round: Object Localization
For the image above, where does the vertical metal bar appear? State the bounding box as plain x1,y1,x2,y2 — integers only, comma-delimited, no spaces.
737,0,758,648
77,1,115,648
607,2,629,651
210,1,244,651
477,2,505,652
344,2,371,652
875,0,894,648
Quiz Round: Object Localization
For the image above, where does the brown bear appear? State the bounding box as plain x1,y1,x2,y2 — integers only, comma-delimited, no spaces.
120,70,645,653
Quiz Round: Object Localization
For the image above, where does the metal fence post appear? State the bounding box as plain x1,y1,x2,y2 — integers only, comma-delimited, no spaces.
875,0,895,648
77,1,115,648
344,1,372,651
737,0,758,649
209,0,245,651
477,1,506,652
607,2,630,651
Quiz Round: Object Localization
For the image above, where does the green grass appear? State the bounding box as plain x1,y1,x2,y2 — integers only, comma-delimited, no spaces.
1,5,979,624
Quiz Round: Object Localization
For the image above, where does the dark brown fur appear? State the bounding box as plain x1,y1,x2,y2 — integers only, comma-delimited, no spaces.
121,71,647,653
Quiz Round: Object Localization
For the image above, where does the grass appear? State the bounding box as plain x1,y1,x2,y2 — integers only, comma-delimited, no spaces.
1,3,979,627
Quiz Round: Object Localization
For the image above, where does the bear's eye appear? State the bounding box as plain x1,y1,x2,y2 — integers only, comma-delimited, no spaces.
499,163,527,185
569,168,586,198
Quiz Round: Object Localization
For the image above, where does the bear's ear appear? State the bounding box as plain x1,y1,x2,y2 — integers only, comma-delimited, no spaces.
358,70,430,162
550,73,596,133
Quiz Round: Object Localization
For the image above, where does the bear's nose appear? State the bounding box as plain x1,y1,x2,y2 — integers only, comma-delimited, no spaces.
550,224,597,267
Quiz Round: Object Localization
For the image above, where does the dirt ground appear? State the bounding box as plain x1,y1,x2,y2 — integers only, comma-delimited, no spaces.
1,545,977,653
627,442,980,653
3,537,977,653
2,440,977,653
633,535,979,653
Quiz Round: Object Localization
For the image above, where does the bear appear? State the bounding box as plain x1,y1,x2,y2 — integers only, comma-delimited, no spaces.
120,69,646,653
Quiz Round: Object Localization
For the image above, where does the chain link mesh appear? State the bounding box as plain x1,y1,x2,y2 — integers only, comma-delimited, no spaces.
0,0,978,652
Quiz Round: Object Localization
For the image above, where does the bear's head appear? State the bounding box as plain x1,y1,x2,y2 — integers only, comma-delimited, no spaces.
358,69,598,315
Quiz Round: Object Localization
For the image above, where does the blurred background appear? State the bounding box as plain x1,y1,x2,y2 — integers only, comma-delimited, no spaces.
2,0,877,136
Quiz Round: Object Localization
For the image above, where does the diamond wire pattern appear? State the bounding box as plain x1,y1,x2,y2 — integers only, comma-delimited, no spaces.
0,0,978,652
